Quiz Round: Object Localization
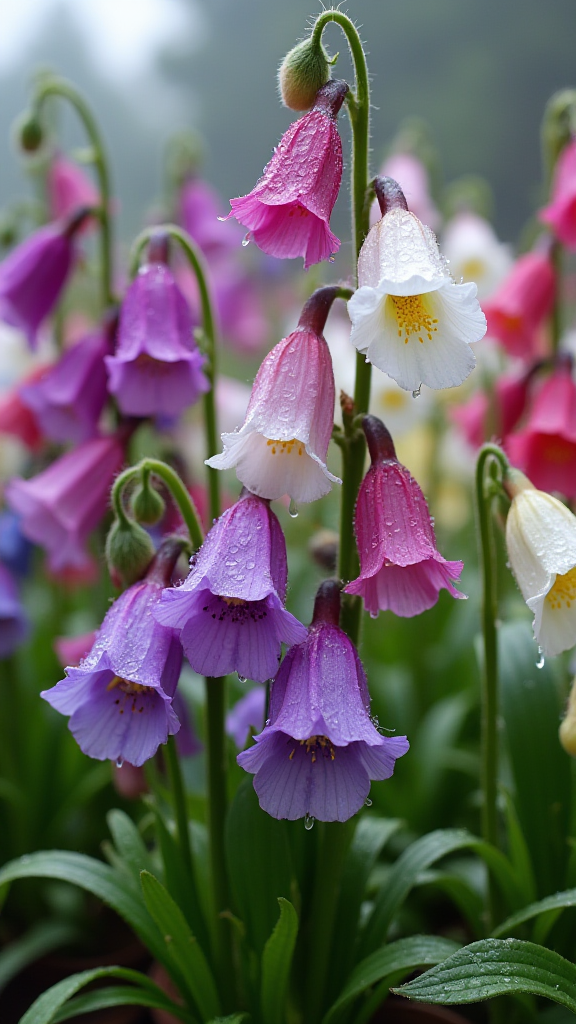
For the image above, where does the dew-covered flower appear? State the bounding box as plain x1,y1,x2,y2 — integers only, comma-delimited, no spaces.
540,138,576,250
105,258,209,418
238,580,409,822
41,540,184,766
228,80,348,269
348,179,486,392
206,286,340,503
483,251,555,360
155,491,307,682
505,469,576,657
344,415,464,617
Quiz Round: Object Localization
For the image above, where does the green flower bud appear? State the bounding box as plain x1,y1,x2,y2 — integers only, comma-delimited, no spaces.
131,482,166,527
17,113,44,153
105,518,155,587
278,37,331,112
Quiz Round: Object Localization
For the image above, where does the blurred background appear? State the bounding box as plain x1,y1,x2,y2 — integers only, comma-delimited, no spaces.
1,0,576,245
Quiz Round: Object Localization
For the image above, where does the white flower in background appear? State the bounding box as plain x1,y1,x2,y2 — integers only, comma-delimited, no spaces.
506,471,576,658
348,208,487,393
441,211,512,301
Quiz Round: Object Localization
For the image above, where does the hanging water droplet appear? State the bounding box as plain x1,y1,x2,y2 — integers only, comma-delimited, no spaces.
116,757,124,769
217,215,227,222
242,233,251,247
412,384,422,398
328,254,336,264
288,498,298,518
237,674,247,684
364,797,373,807
304,813,315,830
536,648,545,669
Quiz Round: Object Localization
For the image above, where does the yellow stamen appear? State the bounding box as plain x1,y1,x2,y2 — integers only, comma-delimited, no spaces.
266,438,304,456
106,674,152,696
221,597,248,607
546,567,576,611
389,294,439,344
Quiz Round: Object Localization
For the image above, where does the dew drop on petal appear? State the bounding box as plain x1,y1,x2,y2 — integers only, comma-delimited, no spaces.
289,498,299,518
536,648,545,670
116,757,124,768
242,233,251,247
304,813,315,830
364,797,373,807
412,384,422,398
237,674,247,684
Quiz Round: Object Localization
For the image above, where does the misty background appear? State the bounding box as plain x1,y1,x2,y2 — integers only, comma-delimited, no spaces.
1,0,575,248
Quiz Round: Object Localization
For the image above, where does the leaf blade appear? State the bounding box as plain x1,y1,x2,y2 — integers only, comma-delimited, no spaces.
260,898,299,1024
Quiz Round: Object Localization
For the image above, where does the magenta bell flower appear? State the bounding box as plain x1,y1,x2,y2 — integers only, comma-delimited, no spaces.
0,211,87,349
5,431,126,570
238,580,409,822
228,80,348,269
344,416,464,617
0,562,28,657
105,256,209,418
179,177,242,257
48,153,99,225
155,490,307,682
20,326,112,443
41,540,184,766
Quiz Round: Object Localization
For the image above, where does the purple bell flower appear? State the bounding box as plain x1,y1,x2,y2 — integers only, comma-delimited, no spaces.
41,540,184,767
0,561,28,656
155,490,307,682
105,256,209,418
238,581,409,822
226,685,267,750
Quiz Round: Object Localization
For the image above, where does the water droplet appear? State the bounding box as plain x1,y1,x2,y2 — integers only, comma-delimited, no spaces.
364,797,373,807
116,757,124,769
304,813,315,830
536,648,545,669
242,233,251,247
237,674,247,684
328,255,336,264
412,385,422,398
288,498,298,518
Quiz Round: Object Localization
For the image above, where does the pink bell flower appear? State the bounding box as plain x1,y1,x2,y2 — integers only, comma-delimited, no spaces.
5,431,126,570
0,369,44,451
179,176,242,257
47,153,99,226
344,415,464,617
483,251,555,360
505,361,576,499
228,80,348,269
540,138,576,250
206,286,340,503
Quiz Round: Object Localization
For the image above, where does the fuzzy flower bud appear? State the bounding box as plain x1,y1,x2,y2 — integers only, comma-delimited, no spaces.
105,518,155,587
559,677,576,756
131,481,166,527
17,112,44,153
278,37,331,111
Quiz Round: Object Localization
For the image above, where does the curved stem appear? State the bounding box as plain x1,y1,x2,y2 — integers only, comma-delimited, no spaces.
32,78,115,307
475,443,510,929
112,459,204,550
164,734,195,881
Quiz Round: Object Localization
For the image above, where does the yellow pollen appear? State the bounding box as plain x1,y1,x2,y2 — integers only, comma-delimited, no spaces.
266,438,304,456
221,596,247,607
546,566,576,611
107,675,152,695
389,294,439,344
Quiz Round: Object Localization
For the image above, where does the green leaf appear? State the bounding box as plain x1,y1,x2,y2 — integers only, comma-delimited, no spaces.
502,789,537,907
260,898,298,1024
0,851,164,963
140,869,221,1021
52,985,193,1023
416,871,484,937
493,888,576,940
360,829,522,957
394,938,576,1011
151,804,212,954
107,809,154,881
205,1016,249,1024
0,921,77,994
18,966,190,1024
225,778,293,954
323,935,461,1024
499,622,571,896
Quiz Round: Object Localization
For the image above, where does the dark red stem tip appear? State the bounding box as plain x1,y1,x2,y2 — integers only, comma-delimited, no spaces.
298,285,342,336
313,79,349,119
363,414,397,464
311,579,342,627
374,176,408,218
147,231,170,266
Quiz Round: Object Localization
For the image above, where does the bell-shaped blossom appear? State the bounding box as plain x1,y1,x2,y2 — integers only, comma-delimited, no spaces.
378,152,440,230
226,685,267,750
0,213,86,349
0,561,28,656
105,261,209,418
238,580,409,822
540,139,576,250
505,469,576,657
206,286,340,503
228,80,348,269
344,416,464,617
47,154,99,225
0,373,43,451
505,363,576,499
348,185,486,392
20,328,111,443
441,211,512,301
155,491,307,683
179,176,242,257
451,369,530,450
5,431,126,570
41,541,183,766
483,251,555,360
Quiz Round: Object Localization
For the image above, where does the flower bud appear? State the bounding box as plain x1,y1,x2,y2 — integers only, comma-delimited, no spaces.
131,481,165,527
278,37,331,111
105,518,155,587
560,677,576,756
17,113,44,153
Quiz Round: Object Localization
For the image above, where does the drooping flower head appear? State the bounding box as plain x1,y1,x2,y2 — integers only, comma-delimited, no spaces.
5,429,127,570
238,580,409,822
505,468,576,657
155,490,307,682
228,80,348,269
41,539,185,766
344,415,464,617
505,359,576,499
105,233,209,418
483,250,555,360
47,153,99,225
0,209,91,349
540,138,576,250
206,285,340,503
348,176,486,392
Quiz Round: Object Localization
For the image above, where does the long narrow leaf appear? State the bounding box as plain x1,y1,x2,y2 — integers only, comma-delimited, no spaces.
260,898,299,1024
107,809,154,881
52,985,194,1023
493,889,576,939
0,921,76,994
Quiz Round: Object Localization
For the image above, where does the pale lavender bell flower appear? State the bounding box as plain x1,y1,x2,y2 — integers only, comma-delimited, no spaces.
41,539,184,766
155,490,307,682
238,580,409,822
226,685,267,749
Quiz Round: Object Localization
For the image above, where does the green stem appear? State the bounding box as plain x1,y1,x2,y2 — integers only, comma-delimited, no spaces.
475,443,510,930
32,78,115,307
164,734,195,881
551,240,563,354
204,674,233,1006
112,459,204,550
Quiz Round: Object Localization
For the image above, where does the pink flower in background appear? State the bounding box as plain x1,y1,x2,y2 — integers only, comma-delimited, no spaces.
483,251,555,360
540,139,576,249
344,416,464,617
0,370,44,450
505,363,576,499
54,631,97,668
378,152,440,230
179,176,241,257
48,154,99,226
450,369,530,449
228,80,348,268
